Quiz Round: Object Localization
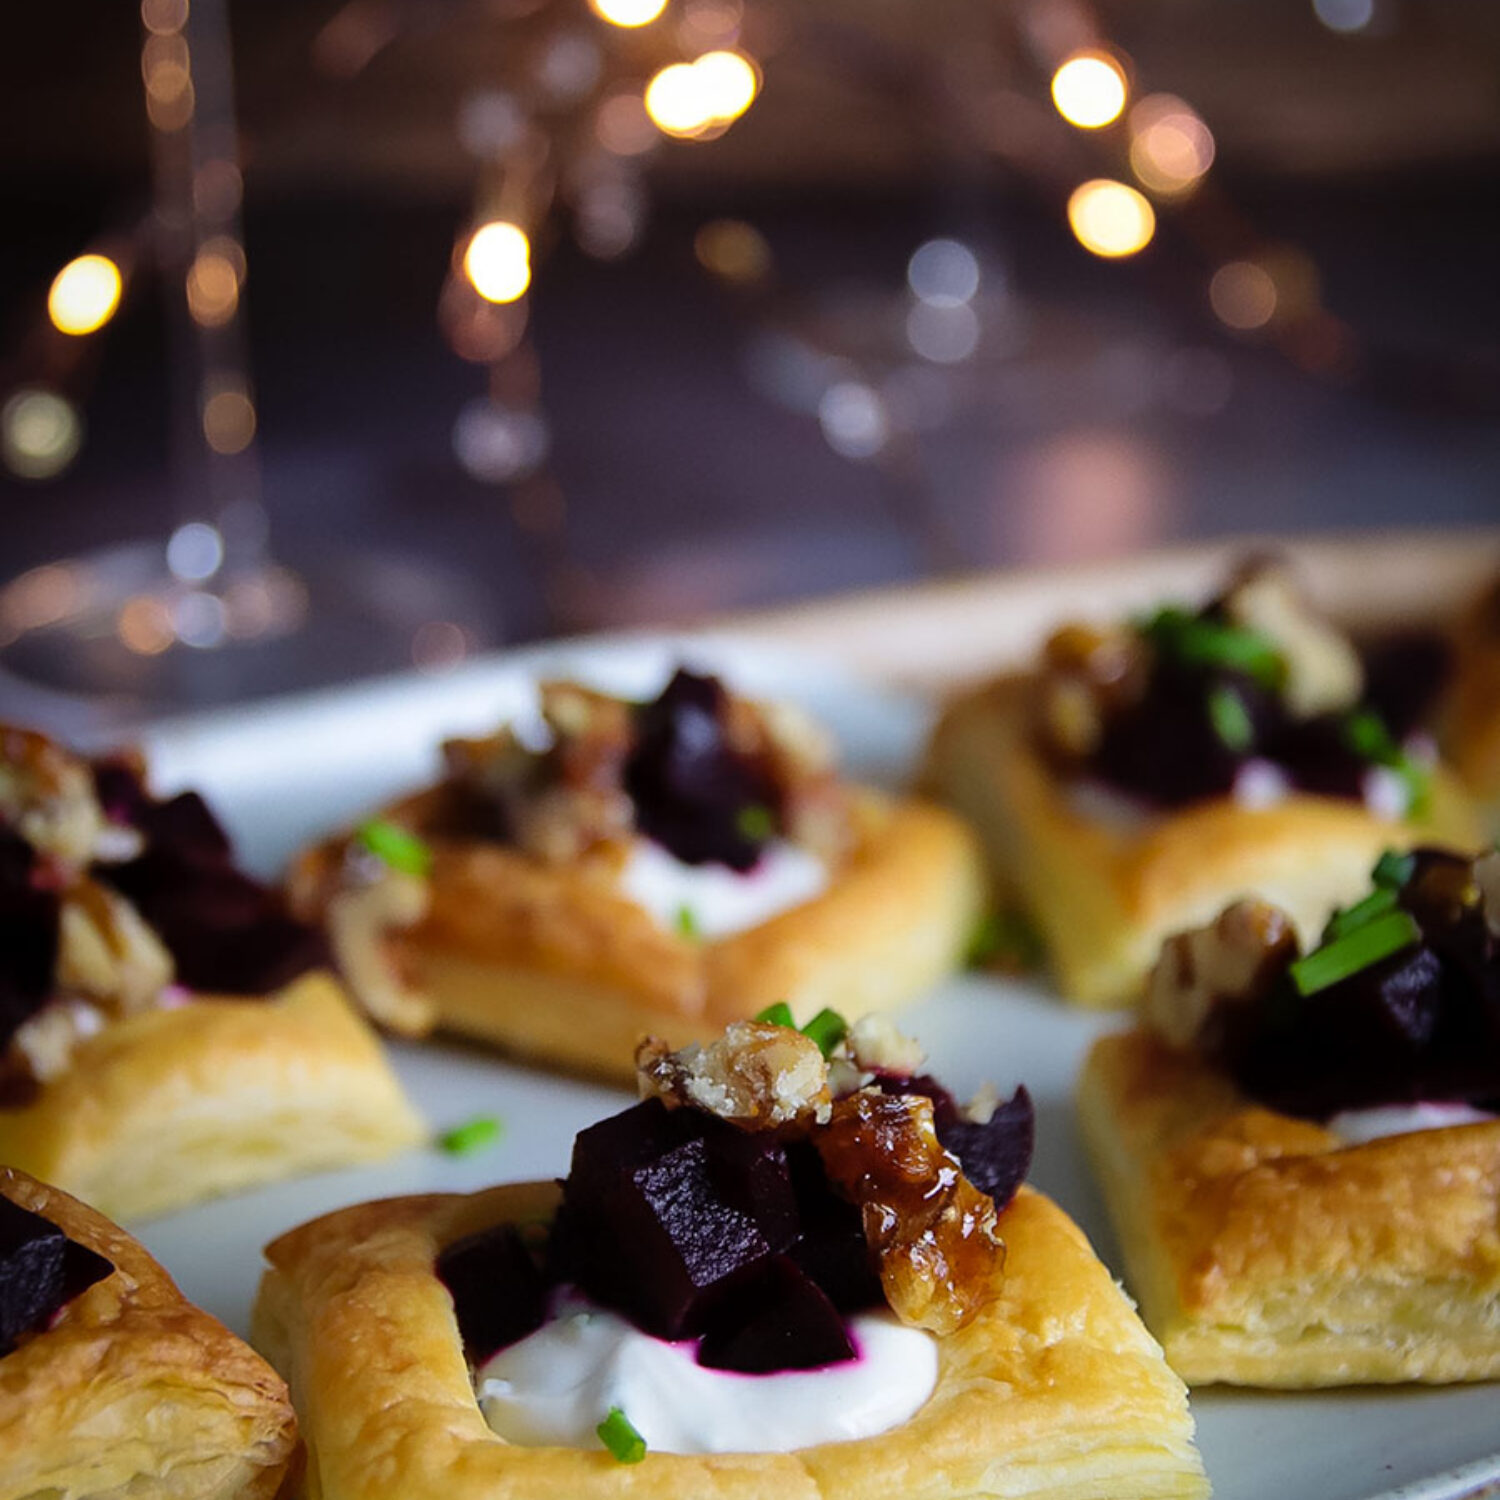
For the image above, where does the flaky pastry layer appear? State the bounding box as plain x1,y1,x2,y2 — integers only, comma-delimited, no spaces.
0,1166,297,1500
0,971,426,1222
295,790,985,1081
922,678,1480,1006
1077,1029,1500,1387
252,1180,1206,1500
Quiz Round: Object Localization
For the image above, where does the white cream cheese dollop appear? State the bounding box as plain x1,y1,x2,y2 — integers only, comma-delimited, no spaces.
476,1296,938,1455
1326,1101,1497,1145
619,838,828,940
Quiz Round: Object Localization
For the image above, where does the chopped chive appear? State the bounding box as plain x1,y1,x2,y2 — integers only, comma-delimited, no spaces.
801,1007,848,1056
674,904,701,940
1141,608,1285,689
1325,885,1400,941
1207,685,1254,753
967,910,1043,970
1372,849,1416,889
596,1406,647,1464
356,819,432,877
736,803,775,841
754,1001,795,1028
1289,910,1421,997
439,1116,503,1156
1343,709,1397,763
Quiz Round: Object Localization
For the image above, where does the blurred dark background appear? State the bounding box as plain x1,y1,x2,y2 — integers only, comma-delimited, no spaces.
2,0,1498,706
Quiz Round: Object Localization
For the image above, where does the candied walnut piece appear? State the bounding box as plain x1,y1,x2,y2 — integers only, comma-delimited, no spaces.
55,878,173,1014
636,1021,831,1130
1144,899,1297,1050
326,866,435,1035
0,725,105,870
1036,623,1148,760
814,1089,1003,1336
845,1013,925,1077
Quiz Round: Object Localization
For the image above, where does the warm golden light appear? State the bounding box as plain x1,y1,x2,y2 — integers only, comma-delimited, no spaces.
117,596,175,656
589,0,668,26
1128,94,1215,196
1066,179,1155,258
1209,260,1278,330
694,219,771,283
186,250,240,326
2,390,83,479
1050,52,1127,129
463,221,532,304
202,385,256,453
645,49,758,138
48,254,124,336
141,0,188,35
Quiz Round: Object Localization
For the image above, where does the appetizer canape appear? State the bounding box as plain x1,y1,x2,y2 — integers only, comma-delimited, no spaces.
290,668,984,1079
0,725,425,1220
1078,847,1500,1385
254,1012,1208,1500
0,1165,296,1499
923,557,1479,1005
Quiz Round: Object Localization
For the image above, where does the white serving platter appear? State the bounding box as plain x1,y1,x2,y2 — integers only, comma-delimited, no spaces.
108,631,1499,1500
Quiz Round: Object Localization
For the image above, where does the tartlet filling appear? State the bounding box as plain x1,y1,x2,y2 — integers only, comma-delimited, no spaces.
1035,558,1449,817
0,1194,113,1358
437,1015,1034,1457
0,726,323,1101
1145,846,1500,1123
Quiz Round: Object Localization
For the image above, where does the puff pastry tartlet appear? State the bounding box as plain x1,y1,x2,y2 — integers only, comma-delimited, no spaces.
923,558,1479,1005
1078,848,1500,1386
255,1015,1207,1500
0,1165,296,1500
290,668,984,1080
0,725,425,1220
1444,571,1500,833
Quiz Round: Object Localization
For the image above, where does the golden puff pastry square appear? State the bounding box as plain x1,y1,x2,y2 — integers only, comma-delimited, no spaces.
922,677,1479,1007
294,786,986,1084
1077,1028,1500,1387
1444,572,1500,832
0,970,427,1222
252,1179,1208,1500
0,1165,297,1500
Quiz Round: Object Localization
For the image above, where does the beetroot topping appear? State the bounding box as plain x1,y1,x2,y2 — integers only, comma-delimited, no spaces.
444,1014,1033,1379
625,670,780,871
1151,848,1500,1120
436,1223,549,1366
894,1076,1035,1209
93,764,325,996
0,1195,112,1358
0,828,62,1055
1036,561,1439,816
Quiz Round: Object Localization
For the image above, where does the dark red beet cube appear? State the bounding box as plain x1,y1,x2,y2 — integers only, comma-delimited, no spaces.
696,1255,856,1373
933,1085,1035,1212
784,1142,881,1313
436,1223,549,1365
0,1197,112,1357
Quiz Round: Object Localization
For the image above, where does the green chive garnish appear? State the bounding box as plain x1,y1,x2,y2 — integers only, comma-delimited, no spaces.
736,803,775,841
1207,684,1254,753
1372,849,1416,889
1141,607,1286,689
755,1001,795,1028
674,904,701,940
439,1116,503,1155
1289,910,1421,996
801,1007,848,1056
596,1406,647,1464
356,819,432,877
1325,885,1400,941
1342,713,1431,817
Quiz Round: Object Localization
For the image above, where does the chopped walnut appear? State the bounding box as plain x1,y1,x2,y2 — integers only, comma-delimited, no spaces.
1475,850,1500,939
1220,559,1363,719
1036,623,1147,759
636,1022,832,1129
55,877,174,1014
326,866,435,1034
845,1013,925,1076
0,724,105,869
1145,899,1298,1050
814,1089,1004,1335
10,998,107,1085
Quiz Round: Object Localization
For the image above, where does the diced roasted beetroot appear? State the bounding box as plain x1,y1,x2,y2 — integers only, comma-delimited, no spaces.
882,1076,1035,1213
696,1255,856,1373
1359,631,1453,743
0,1196,112,1358
436,1223,549,1365
624,669,778,870
0,828,61,1055
1269,714,1369,800
784,1141,881,1313
550,1101,795,1340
